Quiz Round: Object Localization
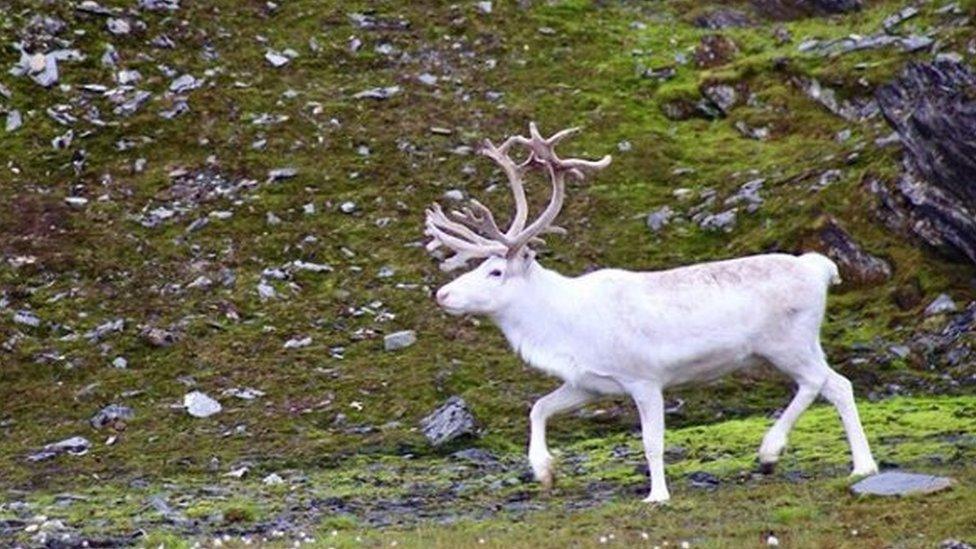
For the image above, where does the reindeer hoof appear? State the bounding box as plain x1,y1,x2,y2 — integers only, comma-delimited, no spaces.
759,461,776,475
642,493,671,505
538,469,555,491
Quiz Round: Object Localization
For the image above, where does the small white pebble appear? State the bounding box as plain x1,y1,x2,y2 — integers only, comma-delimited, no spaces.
599,536,608,544
851,529,859,537
478,539,486,545
641,532,650,540
331,530,338,537
681,542,690,549
767,535,780,546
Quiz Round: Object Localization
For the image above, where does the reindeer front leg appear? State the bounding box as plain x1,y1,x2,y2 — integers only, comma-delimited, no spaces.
627,382,671,503
528,383,594,490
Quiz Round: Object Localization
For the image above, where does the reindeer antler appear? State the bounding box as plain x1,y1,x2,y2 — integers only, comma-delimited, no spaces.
424,122,611,271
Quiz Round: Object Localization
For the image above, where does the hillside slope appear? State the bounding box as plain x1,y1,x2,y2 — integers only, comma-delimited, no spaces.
1,0,975,545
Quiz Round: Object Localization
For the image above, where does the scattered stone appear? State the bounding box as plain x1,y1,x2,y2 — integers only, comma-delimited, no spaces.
106,18,131,35
263,473,285,485
169,74,200,93
222,387,265,400
284,336,312,349
793,77,878,122
265,49,292,67
111,357,128,369
268,167,298,181
384,330,416,351
225,466,248,479
450,448,498,465
257,281,276,300
27,437,91,462
883,6,919,32
851,471,953,496
353,86,401,100
924,294,958,316
420,396,477,446
90,404,134,429
6,110,22,132
699,209,737,232
418,73,438,86
701,84,738,115
646,206,673,233
939,540,974,549
184,391,221,418
725,179,764,212
687,471,720,490
13,310,41,328
734,121,770,141
141,327,177,347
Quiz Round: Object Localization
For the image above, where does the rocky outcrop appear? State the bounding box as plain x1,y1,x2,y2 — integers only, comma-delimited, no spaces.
871,60,976,265
693,8,753,29
753,0,862,20
800,217,892,287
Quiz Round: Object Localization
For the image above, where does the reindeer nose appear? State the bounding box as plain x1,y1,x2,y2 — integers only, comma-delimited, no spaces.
436,288,451,306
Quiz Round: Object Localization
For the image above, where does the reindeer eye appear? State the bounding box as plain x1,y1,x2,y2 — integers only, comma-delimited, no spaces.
488,269,503,278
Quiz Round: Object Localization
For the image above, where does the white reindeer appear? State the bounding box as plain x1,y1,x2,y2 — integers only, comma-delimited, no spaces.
425,123,878,503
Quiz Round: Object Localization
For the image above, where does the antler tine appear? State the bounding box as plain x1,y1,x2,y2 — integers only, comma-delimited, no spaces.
451,200,512,244
501,123,612,255
425,204,508,271
505,161,567,255
427,203,502,248
480,136,532,237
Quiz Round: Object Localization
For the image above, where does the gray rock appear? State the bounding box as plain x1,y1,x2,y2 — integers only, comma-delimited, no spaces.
687,471,720,490
420,396,477,446
6,110,22,132
106,18,130,35
111,356,128,369
725,179,764,211
384,330,416,351
353,86,401,100
169,74,200,93
804,217,891,286
646,206,673,233
925,294,958,316
702,84,737,115
13,310,41,328
938,540,974,549
873,61,976,265
699,209,737,232
265,49,291,67
851,471,953,496
268,167,297,181
184,391,221,418
443,189,464,201
90,404,134,429
141,326,177,347
85,318,124,342
882,6,918,31
139,0,179,11
27,436,91,462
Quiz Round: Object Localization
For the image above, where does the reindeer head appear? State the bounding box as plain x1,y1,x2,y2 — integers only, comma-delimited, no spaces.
425,123,611,316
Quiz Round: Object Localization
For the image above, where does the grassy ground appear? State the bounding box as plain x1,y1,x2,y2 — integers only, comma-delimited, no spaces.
1,0,975,546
